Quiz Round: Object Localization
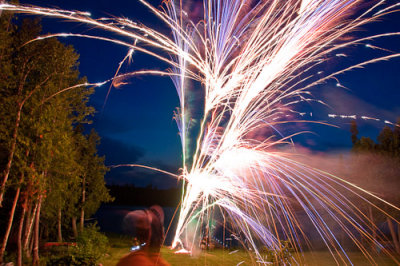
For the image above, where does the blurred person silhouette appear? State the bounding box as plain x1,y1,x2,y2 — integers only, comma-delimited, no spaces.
117,205,170,266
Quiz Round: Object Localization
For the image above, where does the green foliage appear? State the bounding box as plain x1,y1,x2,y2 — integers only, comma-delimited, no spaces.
73,224,109,265
351,120,400,156
80,130,113,218
350,120,359,145
0,14,111,262
358,136,375,151
46,224,109,265
349,120,400,251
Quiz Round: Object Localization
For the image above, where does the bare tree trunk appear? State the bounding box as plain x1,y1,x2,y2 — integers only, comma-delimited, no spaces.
17,196,27,266
72,217,78,239
0,73,52,207
79,208,85,232
32,195,42,266
0,103,23,207
0,184,21,263
28,231,34,258
16,150,30,265
22,204,32,257
387,217,400,254
22,170,34,257
80,175,86,232
23,202,36,258
57,208,62,242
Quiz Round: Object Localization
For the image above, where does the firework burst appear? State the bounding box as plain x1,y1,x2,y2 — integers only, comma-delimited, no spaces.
2,0,400,264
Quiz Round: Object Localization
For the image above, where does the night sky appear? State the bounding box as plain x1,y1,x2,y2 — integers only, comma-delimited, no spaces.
18,0,400,188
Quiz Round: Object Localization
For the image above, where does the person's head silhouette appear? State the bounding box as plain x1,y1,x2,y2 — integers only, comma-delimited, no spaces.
122,205,165,252
118,206,169,266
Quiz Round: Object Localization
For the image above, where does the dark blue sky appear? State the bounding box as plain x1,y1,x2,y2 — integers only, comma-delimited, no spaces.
18,0,400,187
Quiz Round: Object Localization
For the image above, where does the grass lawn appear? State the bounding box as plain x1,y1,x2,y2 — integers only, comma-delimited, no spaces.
100,234,399,265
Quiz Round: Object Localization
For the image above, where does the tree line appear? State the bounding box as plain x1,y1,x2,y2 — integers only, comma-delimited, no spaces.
350,120,400,254
351,120,400,157
107,184,180,207
0,14,112,265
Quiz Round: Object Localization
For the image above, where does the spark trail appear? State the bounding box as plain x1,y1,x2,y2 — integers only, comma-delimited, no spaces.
2,0,400,264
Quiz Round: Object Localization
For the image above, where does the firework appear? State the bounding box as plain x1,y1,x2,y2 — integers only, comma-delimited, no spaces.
1,0,399,264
